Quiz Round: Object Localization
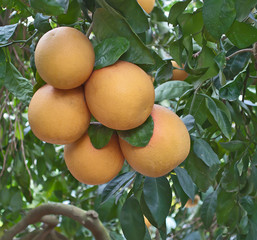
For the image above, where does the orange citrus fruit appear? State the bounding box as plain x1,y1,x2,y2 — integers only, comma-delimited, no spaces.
119,104,190,177
64,133,124,185
171,61,188,81
137,0,155,14
35,27,95,89
28,84,90,144
84,61,155,130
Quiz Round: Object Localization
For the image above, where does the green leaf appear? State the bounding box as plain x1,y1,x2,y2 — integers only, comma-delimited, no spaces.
101,171,135,203
226,20,257,48
181,115,195,131
155,81,193,102
0,23,18,44
171,174,189,206
4,62,33,105
220,140,246,152
174,167,195,200
154,61,173,84
88,124,114,149
142,177,172,227
94,37,130,70
205,96,232,139
235,0,257,21
201,191,217,228
29,0,69,16
184,232,201,240
117,115,154,147
246,221,257,240
0,48,6,86
193,138,220,167
219,73,244,101
10,191,23,212
202,0,236,39
106,0,149,33
93,8,155,65
34,13,51,33
168,0,191,25
169,39,183,67
120,196,145,240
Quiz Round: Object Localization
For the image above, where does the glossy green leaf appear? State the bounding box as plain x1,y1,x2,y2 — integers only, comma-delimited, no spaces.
181,115,195,131
174,167,195,200
93,8,155,65
155,81,193,102
171,174,189,206
202,0,236,39
201,191,217,228
169,39,183,67
0,23,18,44
227,20,257,48
94,37,130,70
154,61,173,84
205,96,232,139
34,13,51,33
143,177,172,227
219,73,244,101
4,62,33,105
0,48,6,86
29,0,69,16
88,124,114,149
120,196,145,240
168,0,191,25
235,0,257,21
101,171,135,203
193,138,220,167
106,0,149,33
57,0,81,25
118,116,154,147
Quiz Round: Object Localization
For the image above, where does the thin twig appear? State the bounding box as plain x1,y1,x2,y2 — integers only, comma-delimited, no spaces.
86,22,94,38
226,48,253,60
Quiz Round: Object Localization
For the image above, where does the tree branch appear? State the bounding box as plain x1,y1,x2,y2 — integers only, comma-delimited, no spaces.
226,48,253,60
1,203,110,240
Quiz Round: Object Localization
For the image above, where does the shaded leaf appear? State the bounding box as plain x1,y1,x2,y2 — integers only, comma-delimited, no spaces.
0,48,6,86
201,191,217,228
181,114,195,131
235,0,257,21
93,8,155,65
202,0,236,39
168,0,191,25
34,13,51,33
154,61,173,84
171,174,189,207
0,24,18,44
174,167,195,200
94,37,130,70
193,138,220,167
88,124,114,149
117,116,154,147
29,0,69,16
155,81,193,102
120,196,145,240
220,140,246,152
143,177,172,227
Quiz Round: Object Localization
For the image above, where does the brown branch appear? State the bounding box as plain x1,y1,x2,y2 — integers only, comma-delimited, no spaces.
226,48,253,60
0,203,110,240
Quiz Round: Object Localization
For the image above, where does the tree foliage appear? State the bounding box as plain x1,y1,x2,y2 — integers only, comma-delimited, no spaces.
0,0,257,239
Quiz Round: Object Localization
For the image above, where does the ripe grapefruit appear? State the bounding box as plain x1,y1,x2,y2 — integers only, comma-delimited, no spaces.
35,27,95,89
84,61,155,130
28,84,90,144
64,133,124,185
171,61,188,81
119,104,190,177
137,0,155,14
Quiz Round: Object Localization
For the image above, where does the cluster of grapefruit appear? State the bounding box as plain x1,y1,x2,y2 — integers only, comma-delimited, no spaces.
28,24,190,185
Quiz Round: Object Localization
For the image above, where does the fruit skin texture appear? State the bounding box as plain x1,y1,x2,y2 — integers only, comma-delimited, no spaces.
85,61,155,130
35,27,95,89
171,61,188,81
119,104,190,178
137,0,155,14
64,133,124,185
28,84,90,145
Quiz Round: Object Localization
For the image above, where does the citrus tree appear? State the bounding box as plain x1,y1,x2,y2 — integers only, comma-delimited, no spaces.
1,0,257,239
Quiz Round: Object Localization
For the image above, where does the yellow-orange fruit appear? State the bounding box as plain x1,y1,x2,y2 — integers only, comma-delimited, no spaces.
119,104,190,178
64,133,124,185
28,84,90,144
35,27,95,89
85,61,155,130
185,195,200,208
144,216,151,228
137,0,155,14
171,61,188,81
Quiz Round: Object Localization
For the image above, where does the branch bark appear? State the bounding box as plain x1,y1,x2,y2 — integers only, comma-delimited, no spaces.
1,203,110,240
